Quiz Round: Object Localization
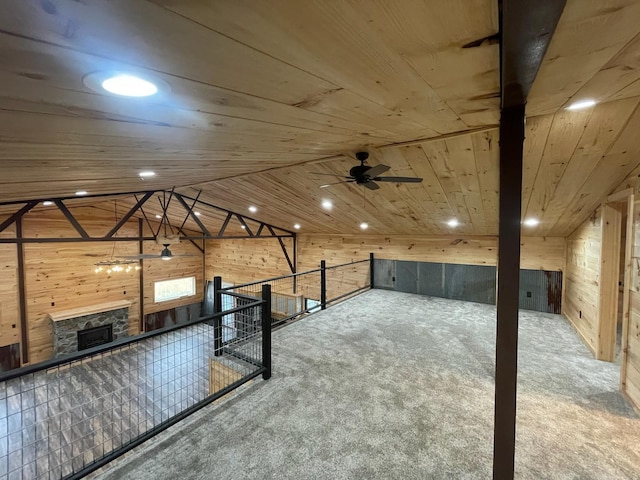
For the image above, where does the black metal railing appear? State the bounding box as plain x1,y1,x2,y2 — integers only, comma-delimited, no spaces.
0,290,271,480
219,256,372,327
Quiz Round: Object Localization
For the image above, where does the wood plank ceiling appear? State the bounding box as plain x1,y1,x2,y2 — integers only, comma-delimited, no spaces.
0,0,640,237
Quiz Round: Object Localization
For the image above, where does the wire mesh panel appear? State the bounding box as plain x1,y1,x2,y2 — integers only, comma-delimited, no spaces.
0,301,265,480
325,260,370,304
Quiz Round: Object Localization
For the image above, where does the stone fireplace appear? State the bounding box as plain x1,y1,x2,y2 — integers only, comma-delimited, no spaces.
49,300,131,357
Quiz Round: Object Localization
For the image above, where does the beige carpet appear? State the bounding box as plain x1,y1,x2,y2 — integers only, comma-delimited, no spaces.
92,289,640,479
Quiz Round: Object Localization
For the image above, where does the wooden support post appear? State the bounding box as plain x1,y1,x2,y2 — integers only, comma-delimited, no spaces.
493,104,525,480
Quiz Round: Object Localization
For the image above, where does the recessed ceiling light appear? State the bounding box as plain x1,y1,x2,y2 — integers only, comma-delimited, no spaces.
320,184,331,189
447,219,459,227
523,218,539,227
241,225,246,229
248,206,257,213
155,214,162,219
194,211,201,216
321,199,333,210
102,74,158,97
75,191,88,196
294,224,301,230
139,171,155,178
360,222,368,230
566,99,596,111
42,201,53,206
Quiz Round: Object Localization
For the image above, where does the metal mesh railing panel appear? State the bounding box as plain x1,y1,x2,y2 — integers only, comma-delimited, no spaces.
0,303,263,480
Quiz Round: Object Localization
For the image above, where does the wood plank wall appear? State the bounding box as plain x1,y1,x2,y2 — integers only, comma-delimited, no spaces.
204,234,565,288
205,238,294,284
563,209,602,354
297,235,566,272
0,226,19,350
622,198,640,409
0,207,205,365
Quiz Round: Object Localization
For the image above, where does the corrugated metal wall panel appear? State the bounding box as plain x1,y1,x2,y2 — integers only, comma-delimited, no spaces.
374,258,562,313
373,259,395,290
445,264,497,305
519,269,562,314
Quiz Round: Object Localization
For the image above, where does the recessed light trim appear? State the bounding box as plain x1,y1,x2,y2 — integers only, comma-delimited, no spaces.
566,99,596,111
194,211,201,216
102,74,158,97
321,199,333,210
360,222,368,230
294,224,301,230
139,171,155,178
523,218,539,227
447,219,459,227
75,191,88,196
83,71,170,98
248,206,257,213
155,214,162,219
241,225,246,229
42,201,53,206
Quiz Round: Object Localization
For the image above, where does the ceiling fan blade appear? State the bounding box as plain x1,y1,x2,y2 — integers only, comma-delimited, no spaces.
374,176,423,183
116,254,161,259
310,172,350,178
364,181,380,190
319,179,356,188
364,164,391,178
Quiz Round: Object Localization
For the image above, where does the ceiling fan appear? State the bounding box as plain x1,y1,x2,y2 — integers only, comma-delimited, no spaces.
116,243,196,261
313,152,423,190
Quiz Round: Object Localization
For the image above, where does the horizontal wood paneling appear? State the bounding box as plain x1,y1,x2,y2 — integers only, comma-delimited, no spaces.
24,242,141,364
143,240,204,315
0,243,19,348
563,209,602,354
297,235,566,272
204,239,294,286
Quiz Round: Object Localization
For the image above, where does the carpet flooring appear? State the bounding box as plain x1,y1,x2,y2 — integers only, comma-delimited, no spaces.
92,289,640,479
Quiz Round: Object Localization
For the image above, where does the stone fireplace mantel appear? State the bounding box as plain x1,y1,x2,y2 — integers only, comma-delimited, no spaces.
49,300,131,357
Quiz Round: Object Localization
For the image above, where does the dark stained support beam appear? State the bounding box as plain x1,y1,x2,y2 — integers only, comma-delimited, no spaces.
15,218,28,364
218,213,232,237
493,105,525,479
236,215,254,237
54,200,89,238
175,193,211,237
138,219,145,333
105,192,154,238
256,224,265,237
494,1,566,479
267,225,295,274
0,201,37,234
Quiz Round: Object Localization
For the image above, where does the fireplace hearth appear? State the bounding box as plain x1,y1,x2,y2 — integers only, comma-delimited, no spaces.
78,324,114,351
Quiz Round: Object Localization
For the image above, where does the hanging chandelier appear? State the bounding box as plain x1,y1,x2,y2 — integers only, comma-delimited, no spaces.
94,200,141,274
94,259,140,274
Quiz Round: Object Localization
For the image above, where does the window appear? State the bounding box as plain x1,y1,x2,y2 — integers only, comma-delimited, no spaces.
305,298,321,313
154,276,196,303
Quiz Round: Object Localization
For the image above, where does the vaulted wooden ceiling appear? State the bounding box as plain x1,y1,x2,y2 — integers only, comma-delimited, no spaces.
1,0,640,237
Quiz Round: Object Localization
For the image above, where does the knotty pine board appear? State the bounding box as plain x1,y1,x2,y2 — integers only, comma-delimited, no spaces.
297,234,565,272
563,209,603,354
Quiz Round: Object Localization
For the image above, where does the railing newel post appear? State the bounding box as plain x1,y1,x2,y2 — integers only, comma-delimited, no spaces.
370,252,375,289
320,260,327,310
261,283,272,380
213,276,223,357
